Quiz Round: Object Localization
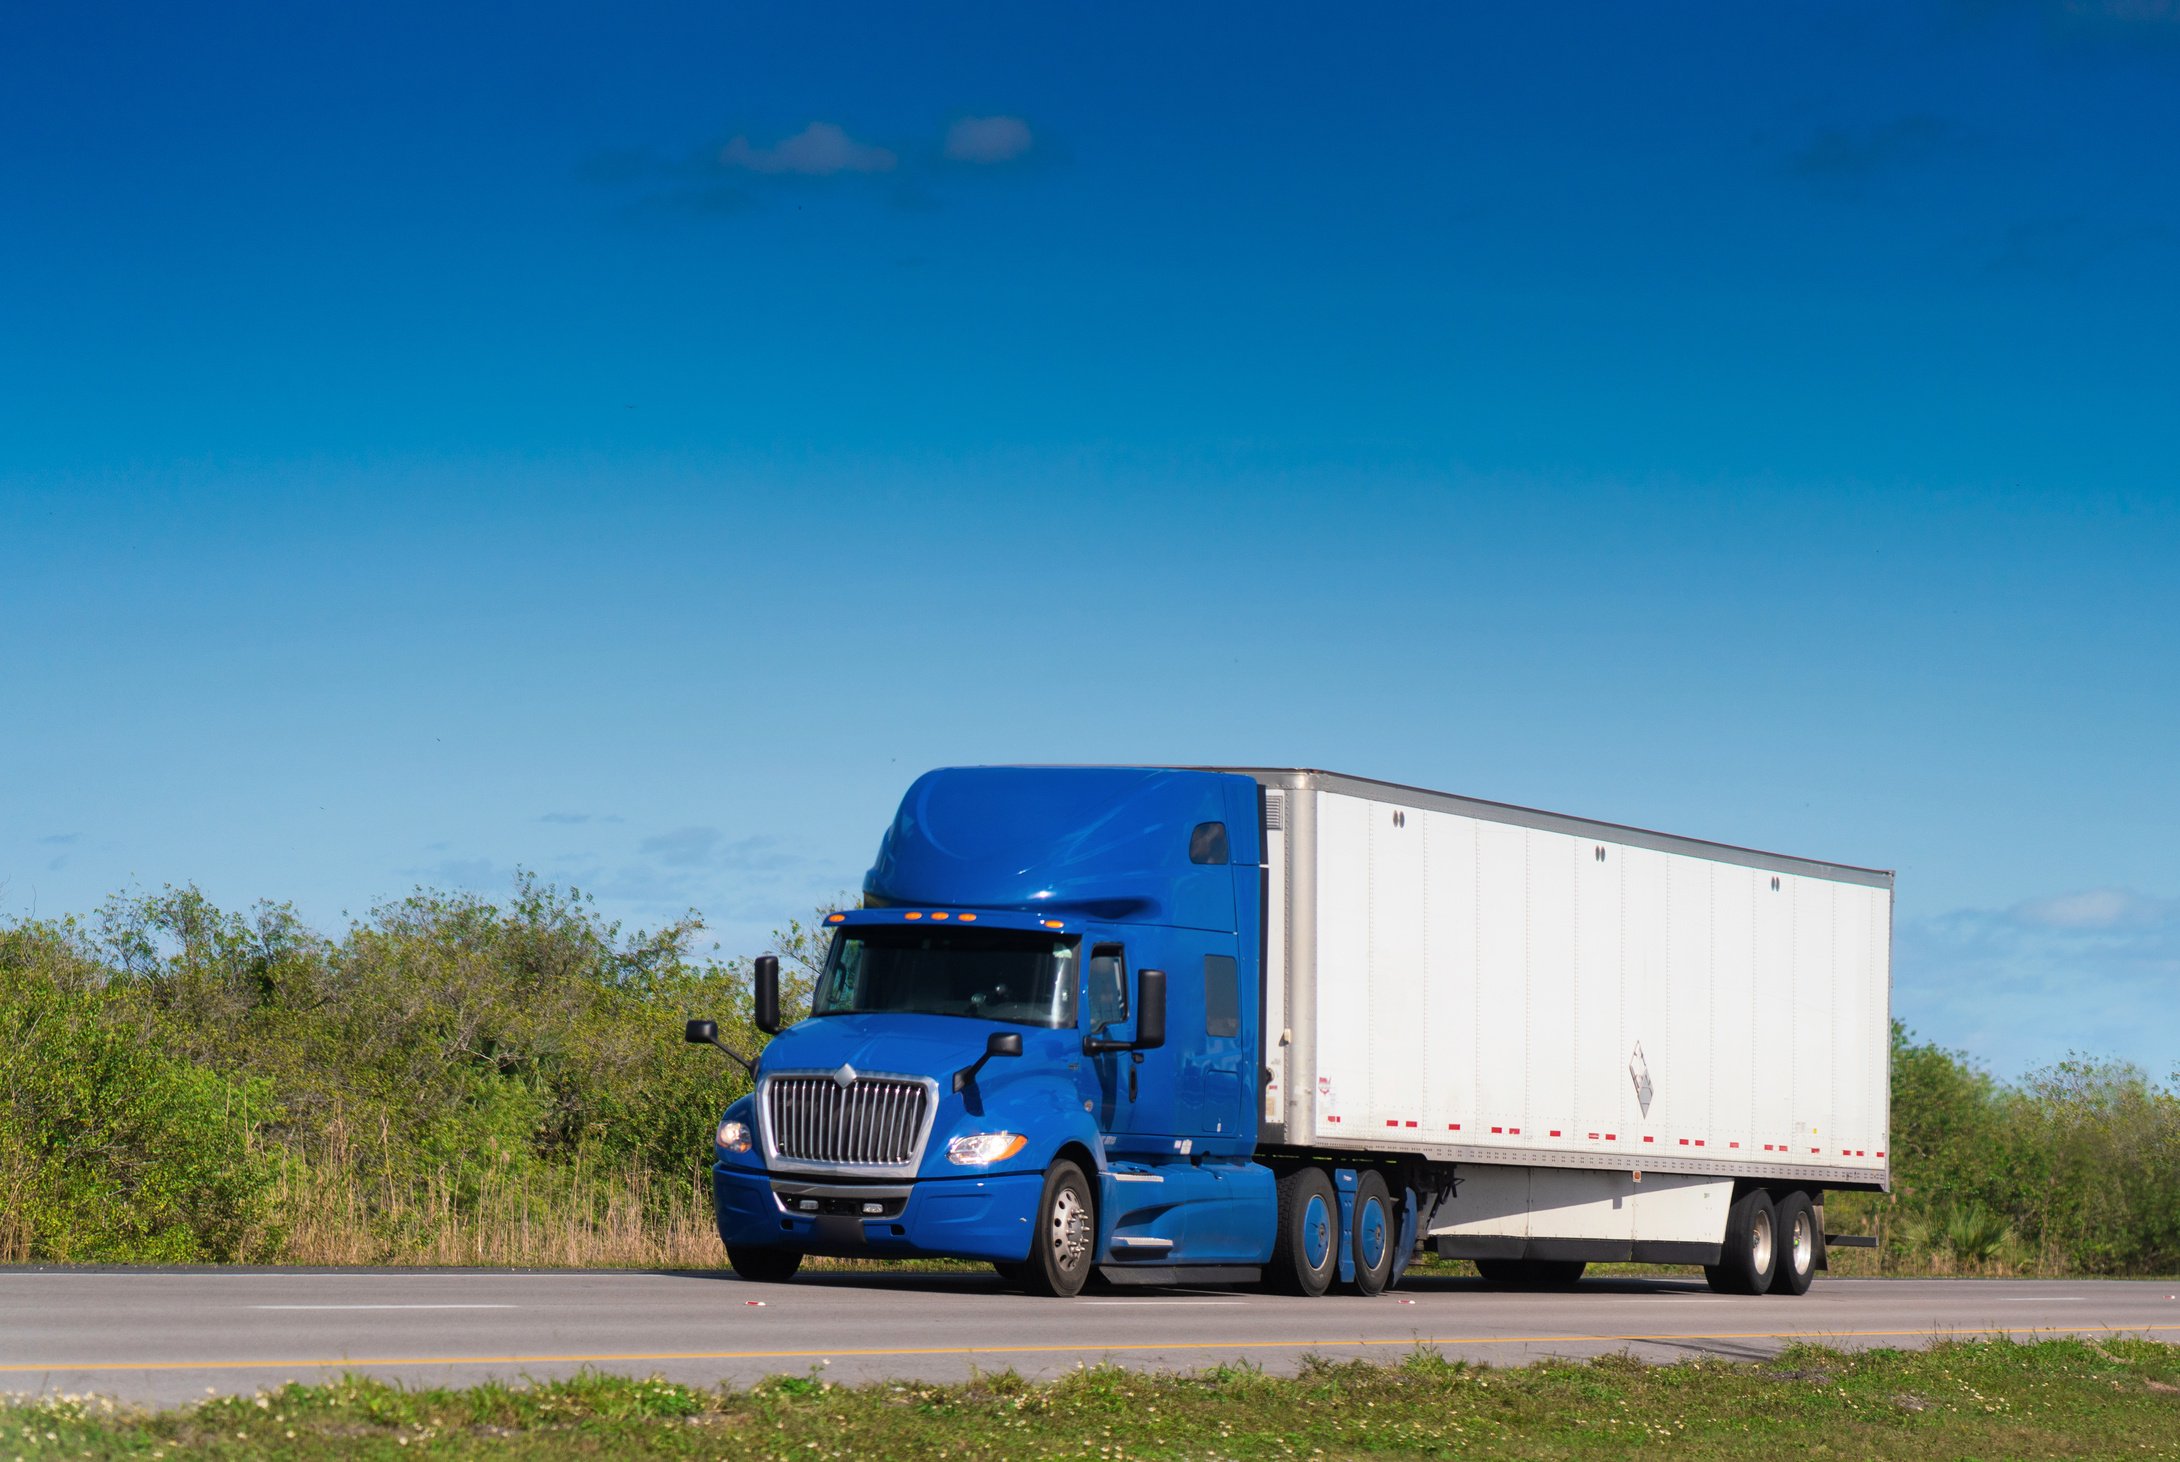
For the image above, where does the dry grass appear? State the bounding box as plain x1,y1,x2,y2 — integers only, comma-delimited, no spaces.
268,1155,726,1269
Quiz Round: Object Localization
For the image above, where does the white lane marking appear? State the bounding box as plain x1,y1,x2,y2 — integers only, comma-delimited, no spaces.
1079,1300,1246,1306
249,1305,519,1311
1993,1298,2091,1303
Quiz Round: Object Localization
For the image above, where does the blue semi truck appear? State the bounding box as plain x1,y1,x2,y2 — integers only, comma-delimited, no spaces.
687,766,1892,1297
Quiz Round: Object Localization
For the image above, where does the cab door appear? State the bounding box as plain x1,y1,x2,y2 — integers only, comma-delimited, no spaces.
1075,930,1177,1161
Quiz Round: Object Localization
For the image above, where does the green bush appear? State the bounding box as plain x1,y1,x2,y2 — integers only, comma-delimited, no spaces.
0,932,278,1262
1832,1024,2180,1276
1,877,772,1263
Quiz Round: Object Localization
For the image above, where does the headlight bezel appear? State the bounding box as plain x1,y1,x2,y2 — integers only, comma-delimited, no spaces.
716,1118,753,1153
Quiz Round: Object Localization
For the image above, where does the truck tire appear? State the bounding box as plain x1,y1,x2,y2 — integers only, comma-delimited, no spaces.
1475,1259,1587,1289
1704,1188,1779,1295
1772,1190,1818,1296
1024,1159,1096,1298
1348,1170,1397,1296
727,1247,803,1283
1270,1167,1339,1296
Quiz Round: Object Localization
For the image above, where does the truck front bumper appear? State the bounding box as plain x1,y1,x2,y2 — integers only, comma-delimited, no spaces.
711,1163,1043,1263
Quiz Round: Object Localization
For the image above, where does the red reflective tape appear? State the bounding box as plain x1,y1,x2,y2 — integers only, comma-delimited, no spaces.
1605,1133,1617,1140
1549,1130,1562,1138
1586,1132,1600,1140
1385,1120,1399,1127
1406,1120,1418,1128
1510,1127,1522,1135
1643,1136,1655,1143
1448,1123,1461,1131
1876,1150,1885,1157
1491,1126,1503,1133
1855,1149,1864,1156
1810,1147,1820,1154
1695,1140,1705,1147
1729,1141,1740,1149
1678,1138,1690,1146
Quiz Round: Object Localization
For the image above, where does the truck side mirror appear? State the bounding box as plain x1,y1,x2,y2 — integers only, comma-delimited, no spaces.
1134,968,1166,1051
683,1016,753,1078
753,954,781,1034
953,1030,1023,1092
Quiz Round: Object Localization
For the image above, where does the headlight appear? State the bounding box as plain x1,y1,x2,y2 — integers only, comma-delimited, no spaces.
946,1132,1029,1166
716,1119,753,1153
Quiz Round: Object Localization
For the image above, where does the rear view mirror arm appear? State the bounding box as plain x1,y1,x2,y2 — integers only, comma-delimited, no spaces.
683,1018,756,1079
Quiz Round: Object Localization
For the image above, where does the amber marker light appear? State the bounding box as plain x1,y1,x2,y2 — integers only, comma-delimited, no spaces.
957,913,977,921
903,912,923,920
930,911,950,920
826,914,845,923
1042,919,1064,929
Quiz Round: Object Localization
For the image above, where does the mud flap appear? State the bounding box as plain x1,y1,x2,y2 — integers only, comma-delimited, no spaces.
1389,1186,1420,1286
1333,1168,1357,1286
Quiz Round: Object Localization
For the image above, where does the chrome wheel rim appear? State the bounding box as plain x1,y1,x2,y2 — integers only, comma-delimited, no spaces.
1049,1185,1091,1273
1751,1206,1775,1275
1789,1209,1814,1275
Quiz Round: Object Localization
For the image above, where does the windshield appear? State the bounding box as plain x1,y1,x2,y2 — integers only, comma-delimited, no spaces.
811,927,1079,1029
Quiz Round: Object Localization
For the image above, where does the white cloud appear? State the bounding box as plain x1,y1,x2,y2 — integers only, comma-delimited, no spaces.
638,825,723,868
2014,886,2161,930
718,122,896,176
944,115,1034,165
1895,887,2180,1079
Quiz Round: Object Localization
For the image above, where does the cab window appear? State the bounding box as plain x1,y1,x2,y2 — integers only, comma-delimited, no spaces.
1087,944,1127,1030
1204,954,1240,1038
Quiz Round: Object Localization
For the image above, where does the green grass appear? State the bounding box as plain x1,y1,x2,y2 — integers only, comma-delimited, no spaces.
7,1338,2178,1459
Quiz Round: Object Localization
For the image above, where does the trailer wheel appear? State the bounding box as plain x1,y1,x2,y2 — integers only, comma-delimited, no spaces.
1270,1167,1339,1296
1348,1171,1397,1296
1772,1191,1818,1296
1023,1159,1096,1298
727,1246,803,1283
1475,1259,1587,1289
1704,1188,1779,1295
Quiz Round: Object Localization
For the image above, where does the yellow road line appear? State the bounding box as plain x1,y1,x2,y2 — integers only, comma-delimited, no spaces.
4,1323,2177,1375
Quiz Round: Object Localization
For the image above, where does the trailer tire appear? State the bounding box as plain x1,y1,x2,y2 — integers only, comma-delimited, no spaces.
1773,1191,1818,1296
1704,1188,1779,1295
1348,1171,1397,1296
1475,1259,1587,1289
727,1247,803,1283
1270,1167,1339,1296
1024,1159,1096,1298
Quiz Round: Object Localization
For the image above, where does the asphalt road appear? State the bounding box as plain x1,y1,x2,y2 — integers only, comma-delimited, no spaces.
4,1268,2176,1407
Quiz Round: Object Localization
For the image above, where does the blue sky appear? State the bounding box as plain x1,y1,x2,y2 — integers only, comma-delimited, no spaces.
5,3,2177,1081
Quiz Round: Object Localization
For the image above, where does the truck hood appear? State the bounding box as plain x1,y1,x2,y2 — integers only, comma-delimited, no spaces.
757,1012,1072,1084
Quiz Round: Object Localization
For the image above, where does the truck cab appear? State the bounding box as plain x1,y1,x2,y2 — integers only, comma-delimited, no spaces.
699,766,1280,1294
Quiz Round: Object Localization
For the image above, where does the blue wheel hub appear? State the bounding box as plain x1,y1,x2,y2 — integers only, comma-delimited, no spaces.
1302,1193,1332,1270
1358,1196,1388,1270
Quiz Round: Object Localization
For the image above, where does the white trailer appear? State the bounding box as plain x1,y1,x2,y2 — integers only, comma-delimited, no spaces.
1239,768,1892,1292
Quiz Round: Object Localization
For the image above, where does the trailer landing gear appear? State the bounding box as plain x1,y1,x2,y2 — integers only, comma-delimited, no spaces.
1474,1259,1587,1289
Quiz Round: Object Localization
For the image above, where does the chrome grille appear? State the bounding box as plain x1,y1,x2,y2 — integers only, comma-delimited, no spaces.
765,1075,932,1168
